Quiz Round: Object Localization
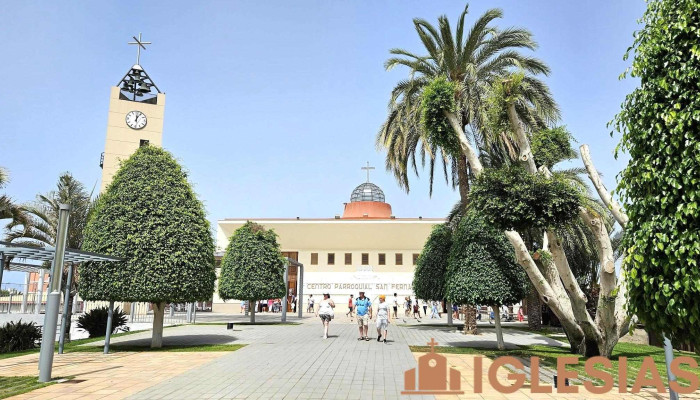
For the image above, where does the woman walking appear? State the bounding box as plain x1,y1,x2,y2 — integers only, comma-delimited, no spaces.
315,293,335,339
430,301,440,319
375,295,391,343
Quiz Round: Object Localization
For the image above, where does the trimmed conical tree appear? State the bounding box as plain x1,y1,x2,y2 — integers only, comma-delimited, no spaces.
413,224,451,303
218,221,286,323
80,146,216,348
445,212,528,350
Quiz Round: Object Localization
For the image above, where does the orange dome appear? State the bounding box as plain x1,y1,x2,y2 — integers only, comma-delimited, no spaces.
342,201,392,219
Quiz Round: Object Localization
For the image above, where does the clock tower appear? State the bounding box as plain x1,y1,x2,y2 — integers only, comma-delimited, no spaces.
100,33,165,192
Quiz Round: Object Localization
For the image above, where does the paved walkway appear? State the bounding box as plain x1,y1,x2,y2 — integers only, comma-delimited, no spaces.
1,351,224,400
2,314,697,399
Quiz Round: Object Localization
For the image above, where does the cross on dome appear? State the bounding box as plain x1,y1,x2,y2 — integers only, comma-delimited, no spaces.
361,161,375,183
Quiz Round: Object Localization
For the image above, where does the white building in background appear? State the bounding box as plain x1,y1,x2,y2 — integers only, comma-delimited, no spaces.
212,177,443,313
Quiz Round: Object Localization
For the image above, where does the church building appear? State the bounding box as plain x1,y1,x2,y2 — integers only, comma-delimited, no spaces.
212,169,443,313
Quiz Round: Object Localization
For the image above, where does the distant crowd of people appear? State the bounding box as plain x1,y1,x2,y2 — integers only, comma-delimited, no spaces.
242,293,524,340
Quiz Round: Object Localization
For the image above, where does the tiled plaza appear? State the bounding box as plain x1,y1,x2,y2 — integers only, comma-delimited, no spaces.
0,314,696,399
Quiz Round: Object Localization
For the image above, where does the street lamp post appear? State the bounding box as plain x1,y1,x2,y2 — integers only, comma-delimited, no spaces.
38,204,70,382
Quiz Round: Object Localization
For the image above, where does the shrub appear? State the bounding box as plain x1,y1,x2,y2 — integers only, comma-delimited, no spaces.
0,320,42,353
80,145,216,303
77,306,128,338
470,165,581,232
420,76,461,155
614,0,700,343
445,212,529,306
218,221,286,302
531,126,577,170
413,224,452,301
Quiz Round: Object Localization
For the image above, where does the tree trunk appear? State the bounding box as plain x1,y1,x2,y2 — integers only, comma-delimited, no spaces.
506,102,537,174
505,231,586,350
151,302,165,348
444,111,483,175
580,145,628,227
527,287,542,330
463,304,477,335
250,300,256,323
442,111,619,356
580,209,624,357
494,304,505,350
456,155,470,205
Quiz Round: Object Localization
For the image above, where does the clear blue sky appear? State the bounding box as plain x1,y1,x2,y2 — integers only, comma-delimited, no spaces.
1,2,645,286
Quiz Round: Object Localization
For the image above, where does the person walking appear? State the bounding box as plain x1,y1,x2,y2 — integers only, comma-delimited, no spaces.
375,295,391,343
307,295,315,313
315,293,335,339
489,306,495,324
392,293,399,318
355,291,372,341
422,300,428,316
430,301,440,319
412,301,421,319
404,297,411,317
346,294,354,317
517,306,524,322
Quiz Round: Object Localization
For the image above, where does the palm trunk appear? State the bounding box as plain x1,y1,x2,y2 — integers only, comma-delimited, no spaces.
494,304,505,350
151,302,165,348
456,155,470,206
527,287,541,330
463,305,477,334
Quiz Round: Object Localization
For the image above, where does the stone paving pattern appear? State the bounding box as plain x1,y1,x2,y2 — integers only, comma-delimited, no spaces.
1,312,697,399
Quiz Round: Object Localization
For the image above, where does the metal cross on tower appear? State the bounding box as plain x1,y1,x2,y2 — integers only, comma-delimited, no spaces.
361,161,375,183
128,33,151,65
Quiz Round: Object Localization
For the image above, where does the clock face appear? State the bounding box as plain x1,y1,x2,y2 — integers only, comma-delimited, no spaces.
125,111,147,130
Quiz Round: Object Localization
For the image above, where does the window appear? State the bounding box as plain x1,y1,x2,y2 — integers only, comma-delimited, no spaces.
378,253,386,265
345,253,352,265
311,253,318,265
328,253,335,265
395,253,403,265
361,253,369,265
139,139,150,147
413,253,419,265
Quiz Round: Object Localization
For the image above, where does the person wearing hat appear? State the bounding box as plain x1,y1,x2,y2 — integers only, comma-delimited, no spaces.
354,291,372,341
315,293,335,339
375,295,391,343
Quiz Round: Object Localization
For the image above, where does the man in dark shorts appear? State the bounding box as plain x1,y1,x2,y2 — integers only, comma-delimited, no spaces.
392,293,399,318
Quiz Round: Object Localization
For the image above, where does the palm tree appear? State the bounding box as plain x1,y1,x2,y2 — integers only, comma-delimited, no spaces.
378,5,559,335
0,167,29,233
377,4,558,202
6,172,94,341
